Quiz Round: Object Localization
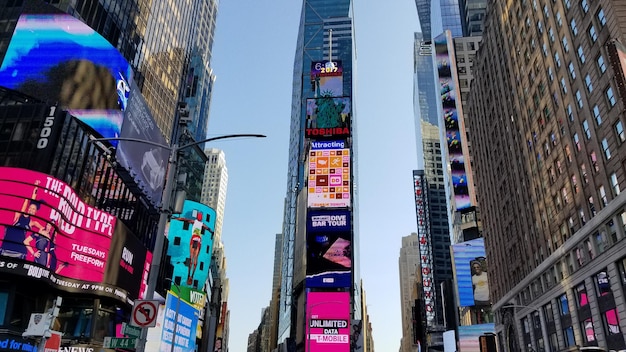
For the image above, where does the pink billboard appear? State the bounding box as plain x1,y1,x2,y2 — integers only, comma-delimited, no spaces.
306,291,350,352
0,167,150,302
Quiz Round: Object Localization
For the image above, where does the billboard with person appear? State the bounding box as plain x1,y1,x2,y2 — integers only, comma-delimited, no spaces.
167,200,216,291
452,238,490,307
0,13,132,144
0,167,151,302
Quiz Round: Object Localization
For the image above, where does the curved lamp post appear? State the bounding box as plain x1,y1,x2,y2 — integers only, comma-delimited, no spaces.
89,133,266,352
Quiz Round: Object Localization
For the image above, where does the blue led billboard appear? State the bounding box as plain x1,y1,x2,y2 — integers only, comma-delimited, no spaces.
452,238,490,307
0,14,132,144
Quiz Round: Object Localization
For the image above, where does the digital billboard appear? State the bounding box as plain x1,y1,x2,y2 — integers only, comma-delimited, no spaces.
115,82,169,206
167,200,216,291
458,324,495,352
160,291,199,352
0,14,132,144
310,60,343,97
306,291,350,352
307,140,351,208
306,210,351,288
0,167,151,303
305,97,351,139
434,31,471,210
413,170,436,325
452,238,490,307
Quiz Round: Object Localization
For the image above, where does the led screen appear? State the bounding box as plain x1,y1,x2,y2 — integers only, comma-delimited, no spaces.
115,82,169,206
310,60,343,97
0,167,151,302
307,140,351,208
0,14,132,144
434,32,470,210
458,324,495,352
306,291,350,352
166,200,216,291
452,238,490,307
306,210,352,288
306,97,351,139
161,291,199,352
413,171,435,325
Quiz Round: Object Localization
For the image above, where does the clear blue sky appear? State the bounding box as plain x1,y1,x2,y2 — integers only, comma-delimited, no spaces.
206,1,420,351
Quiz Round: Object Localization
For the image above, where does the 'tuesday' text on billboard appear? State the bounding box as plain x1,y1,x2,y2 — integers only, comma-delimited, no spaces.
307,140,351,208
306,291,350,352
0,167,151,302
434,32,470,210
0,14,132,145
306,210,351,288
452,238,490,307
167,200,216,291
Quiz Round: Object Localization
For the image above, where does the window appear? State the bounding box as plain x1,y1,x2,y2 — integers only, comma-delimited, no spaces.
599,185,608,206
559,294,570,315
581,164,588,183
573,133,580,151
537,20,543,33
603,308,621,335
576,90,583,108
601,138,611,159
582,317,596,343
571,19,578,35
591,152,599,172
585,74,593,92
589,195,597,216
572,175,579,193
581,0,589,13
615,121,625,143
583,120,591,138
568,62,576,79
597,8,607,26
562,187,569,204
556,11,563,26
542,43,548,57
548,66,554,81
578,46,586,63
544,302,554,322
575,282,588,307
610,173,620,195
549,28,555,42
586,239,595,259
606,87,616,106
562,36,569,52
561,78,568,93
565,0,571,9
565,145,572,162
597,55,607,73
564,326,576,347
589,25,598,42
596,270,611,296
567,104,574,121
593,105,602,125
555,52,562,67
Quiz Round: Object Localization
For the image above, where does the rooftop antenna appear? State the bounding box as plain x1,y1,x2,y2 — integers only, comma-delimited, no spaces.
328,28,333,62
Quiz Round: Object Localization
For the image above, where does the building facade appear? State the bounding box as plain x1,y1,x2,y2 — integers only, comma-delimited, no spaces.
399,233,421,352
467,1,626,351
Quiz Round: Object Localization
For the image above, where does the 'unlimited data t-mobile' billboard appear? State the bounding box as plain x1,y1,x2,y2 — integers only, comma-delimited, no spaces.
0,14,132,144
307,140,351,208
306,209,352,288
167,200,216,291
306,291,350,352
0,167,151,303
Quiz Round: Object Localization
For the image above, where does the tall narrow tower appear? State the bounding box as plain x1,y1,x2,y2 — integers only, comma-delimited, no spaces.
277,1,359,350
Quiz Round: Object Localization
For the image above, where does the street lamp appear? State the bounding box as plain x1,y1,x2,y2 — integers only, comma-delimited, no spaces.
88,133,265,352
165,278,181,352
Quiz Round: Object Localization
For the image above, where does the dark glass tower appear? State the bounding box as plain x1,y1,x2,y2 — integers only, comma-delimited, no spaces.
277,0,360,350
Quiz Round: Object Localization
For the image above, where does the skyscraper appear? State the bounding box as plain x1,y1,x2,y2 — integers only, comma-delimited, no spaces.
277,0,359,350
399,233,421,352
467,1,626,351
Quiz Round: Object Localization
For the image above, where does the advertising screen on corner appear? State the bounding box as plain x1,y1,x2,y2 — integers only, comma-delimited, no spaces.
0,13,133,145
0,167,151,302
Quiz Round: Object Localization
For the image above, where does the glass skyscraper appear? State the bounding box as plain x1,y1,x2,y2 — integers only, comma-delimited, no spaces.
277,0,360,349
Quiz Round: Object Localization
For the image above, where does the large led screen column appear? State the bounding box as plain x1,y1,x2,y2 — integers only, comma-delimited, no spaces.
307,140,351,208
452,238,490,307
0,167,151,302
0,14,132,143
434,31,471,210
306,291,350,352
306,210,351,288
413,170,436,326
167,200,216,290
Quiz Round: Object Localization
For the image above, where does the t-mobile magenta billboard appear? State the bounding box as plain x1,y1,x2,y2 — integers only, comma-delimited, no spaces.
0,167,151,302
306,291,350,352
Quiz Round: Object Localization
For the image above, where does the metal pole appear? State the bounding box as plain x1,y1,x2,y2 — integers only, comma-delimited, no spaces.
136,144,178,352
